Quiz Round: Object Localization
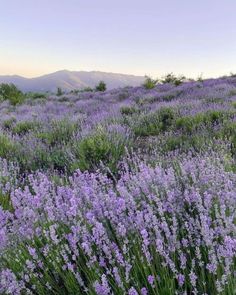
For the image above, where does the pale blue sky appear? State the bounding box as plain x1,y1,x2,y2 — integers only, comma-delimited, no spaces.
1,0,236,78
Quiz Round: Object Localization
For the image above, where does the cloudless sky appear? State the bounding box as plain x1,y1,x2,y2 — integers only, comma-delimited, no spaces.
1,0,236,78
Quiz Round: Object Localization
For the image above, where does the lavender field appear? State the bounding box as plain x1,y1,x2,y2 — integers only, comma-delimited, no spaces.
1,77,236,294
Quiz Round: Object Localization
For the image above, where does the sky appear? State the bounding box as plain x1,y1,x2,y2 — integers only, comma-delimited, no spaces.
1,0,236,78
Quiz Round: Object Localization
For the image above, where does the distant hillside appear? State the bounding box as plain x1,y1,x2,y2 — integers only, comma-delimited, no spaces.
0,70,145,92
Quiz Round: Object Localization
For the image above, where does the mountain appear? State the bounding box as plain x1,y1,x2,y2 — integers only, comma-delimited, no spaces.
0,70,145,92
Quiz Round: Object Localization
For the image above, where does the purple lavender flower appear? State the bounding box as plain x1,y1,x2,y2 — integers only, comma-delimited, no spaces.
128,287,139,295
177,274,185,287
141,287,148,295
147,275,155,287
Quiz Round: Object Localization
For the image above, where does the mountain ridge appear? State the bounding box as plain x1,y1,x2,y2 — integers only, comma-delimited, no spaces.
0,70,145,92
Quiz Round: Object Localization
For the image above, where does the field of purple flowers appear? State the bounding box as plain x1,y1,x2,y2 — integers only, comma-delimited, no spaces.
0,77,236,294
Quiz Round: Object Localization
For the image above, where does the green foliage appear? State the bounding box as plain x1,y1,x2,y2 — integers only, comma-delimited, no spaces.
0,83,25,105
220,122,236,157
0,135,17,159
162,94,176,101
176,111,229,134
70,87,94,94
72,129,126,173
158,107,176,131
206,110,227,123
120,106,139,116
197,75,203,82
134,109,228,138
82,87,93,92
143,76,158,89
28,147,50,171
0,192,13,211
2,117,17,130
162,73,186,86
12,121,39,135
26,92,47,99
37,120,78,146
58,96,70,102
163,134,207,152
70,89,79,95
134,107,176,136
95,81,106,92
221,122,236,138
57,87,63,96
134,112,160,136
231,101,236,108
204,97,224,104
176,116,195,133
16,146,68,173
21,147,69,173
48,148,71,172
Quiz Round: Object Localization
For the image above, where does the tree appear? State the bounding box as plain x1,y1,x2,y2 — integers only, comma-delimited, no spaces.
57,87,63,96
95,81,106,92
0,83,25,105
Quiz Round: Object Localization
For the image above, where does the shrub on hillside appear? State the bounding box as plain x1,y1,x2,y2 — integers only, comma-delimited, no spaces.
176,110,229,134
0,135,17,159
143,75,158,89
82,87,93,92
37,119,78,146
134,107,176,136
26,92,47,99
49,147,71,172
0,83,25,105
12,121,40,135
56,87,63,96
162,73,186,86
72,127,129,174
95,81,106,92
70,87,94,94
158,107,176,131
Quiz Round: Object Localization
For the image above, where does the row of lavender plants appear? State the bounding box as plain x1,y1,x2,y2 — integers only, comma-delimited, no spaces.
0,76,236,294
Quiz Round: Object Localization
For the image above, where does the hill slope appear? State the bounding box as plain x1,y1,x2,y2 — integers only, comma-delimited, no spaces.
0,70,145,92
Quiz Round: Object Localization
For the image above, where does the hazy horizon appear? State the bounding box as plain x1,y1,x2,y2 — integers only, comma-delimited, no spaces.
0,69,145,79
1,0,236,79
